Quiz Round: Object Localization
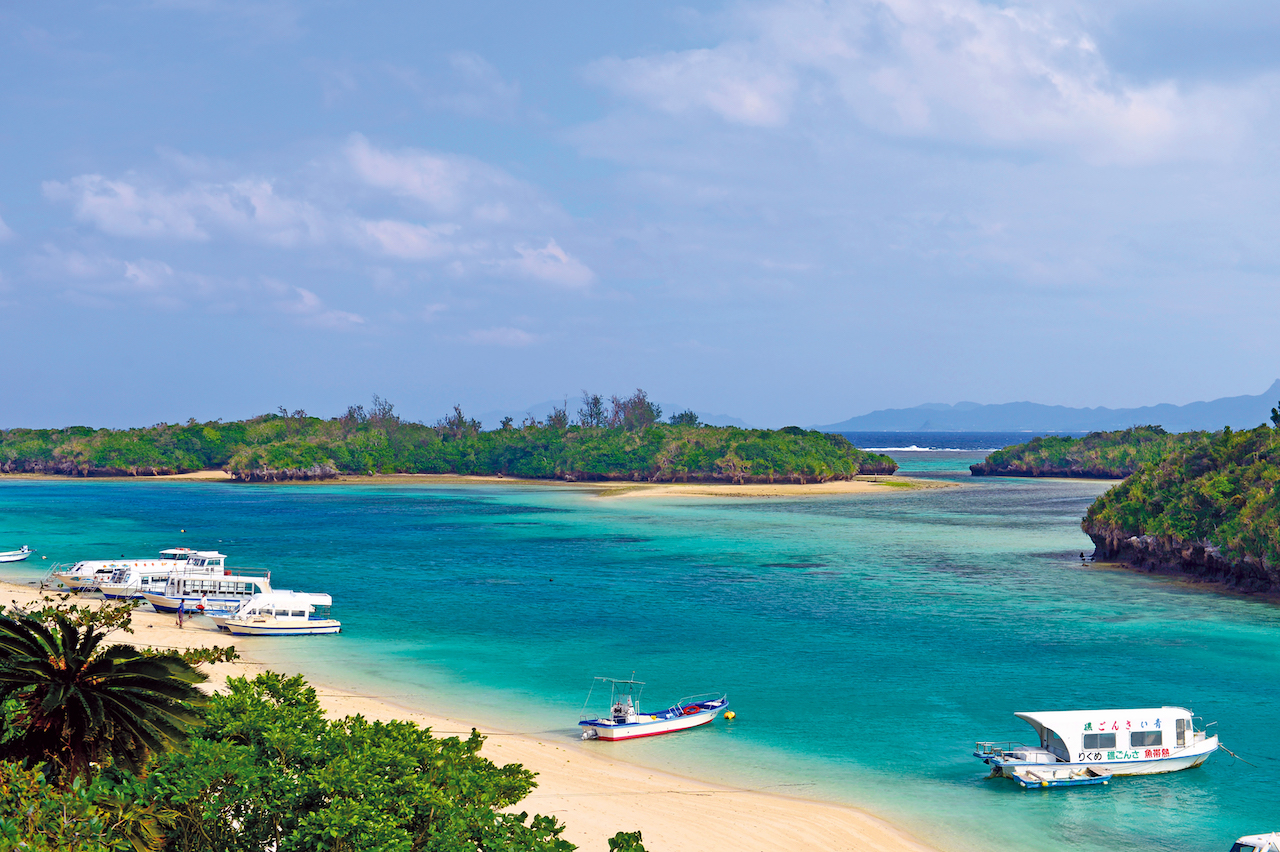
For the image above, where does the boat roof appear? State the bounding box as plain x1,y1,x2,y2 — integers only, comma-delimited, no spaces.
1016,707,1192,734
189,551,227,559
159,547,196,556
245,590,332,606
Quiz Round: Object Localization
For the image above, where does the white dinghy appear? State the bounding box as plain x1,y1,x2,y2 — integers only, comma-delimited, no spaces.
1232,834,1280,852
0,546,33,563
976,706,1219,783
579,677,728,741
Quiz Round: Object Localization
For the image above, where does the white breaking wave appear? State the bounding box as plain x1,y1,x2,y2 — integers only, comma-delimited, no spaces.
864,446,1001,452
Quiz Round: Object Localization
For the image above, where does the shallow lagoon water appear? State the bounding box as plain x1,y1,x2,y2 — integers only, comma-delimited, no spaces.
1,453,1276,852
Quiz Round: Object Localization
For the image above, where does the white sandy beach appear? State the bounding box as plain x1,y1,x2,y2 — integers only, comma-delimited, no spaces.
0,578,938,852
0,472,952,499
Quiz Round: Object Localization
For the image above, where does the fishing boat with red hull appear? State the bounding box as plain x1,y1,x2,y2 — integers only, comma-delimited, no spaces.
579,677,728,741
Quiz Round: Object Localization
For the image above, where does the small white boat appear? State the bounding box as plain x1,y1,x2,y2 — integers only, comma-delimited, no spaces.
140,569,272,616
975,706,1219,782
1232,834,1280,852
209,591,340,635
0,546,33,563
579,677,728,741
98,550,226,600
50,547,195,591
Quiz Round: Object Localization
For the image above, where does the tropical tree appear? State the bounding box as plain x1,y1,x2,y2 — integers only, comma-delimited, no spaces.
0,613,208,784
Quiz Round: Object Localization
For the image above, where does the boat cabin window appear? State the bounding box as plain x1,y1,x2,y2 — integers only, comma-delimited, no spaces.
1130,731,1162,747
290,610,305,617
1082,733,1116,749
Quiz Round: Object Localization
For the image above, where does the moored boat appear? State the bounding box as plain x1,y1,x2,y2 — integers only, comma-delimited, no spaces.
579,677,728,741
50,547,195,591
0,546,33,563
209,591,340,635
140,568,272,616
975,707,1219,782
1232,834,1280,852
98,550,226,600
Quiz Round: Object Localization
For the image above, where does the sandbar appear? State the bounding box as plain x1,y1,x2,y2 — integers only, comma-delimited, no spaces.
0,578,938,852
0,470,953,498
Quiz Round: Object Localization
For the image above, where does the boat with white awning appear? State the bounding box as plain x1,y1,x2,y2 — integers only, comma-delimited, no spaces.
140,568,272,616
98,550,227,600
209,591,340,635
50,547,195,591
975,706,1219,782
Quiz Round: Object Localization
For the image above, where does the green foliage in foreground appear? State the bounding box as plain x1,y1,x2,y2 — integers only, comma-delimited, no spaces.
970,426,1206,478
1083,423,1280,568
0,611,208,785
0,394,895,481
1,672,647,852
0,601,644,851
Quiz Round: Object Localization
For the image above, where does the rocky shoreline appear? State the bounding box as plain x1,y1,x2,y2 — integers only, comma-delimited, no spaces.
970,461,1131,478
1084,521,1280,593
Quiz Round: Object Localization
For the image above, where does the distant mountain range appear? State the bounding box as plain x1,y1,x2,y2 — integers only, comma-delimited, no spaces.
813,380,1280,433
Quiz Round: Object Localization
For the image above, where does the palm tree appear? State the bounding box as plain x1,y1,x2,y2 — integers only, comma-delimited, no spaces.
0,612,208,783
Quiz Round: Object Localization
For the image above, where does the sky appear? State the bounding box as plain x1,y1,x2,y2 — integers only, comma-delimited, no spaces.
4,0,1280,429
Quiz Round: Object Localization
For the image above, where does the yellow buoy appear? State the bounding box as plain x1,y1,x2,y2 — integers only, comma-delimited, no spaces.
724,711,736,720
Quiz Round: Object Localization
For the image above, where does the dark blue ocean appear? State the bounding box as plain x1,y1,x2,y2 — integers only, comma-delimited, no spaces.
0,436,1273,852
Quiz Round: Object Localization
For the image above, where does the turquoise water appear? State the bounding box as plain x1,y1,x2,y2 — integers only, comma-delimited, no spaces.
1,458,1276,852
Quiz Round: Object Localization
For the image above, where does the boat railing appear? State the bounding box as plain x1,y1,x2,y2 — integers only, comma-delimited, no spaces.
173,566,271,579
1191,717,1217,742
974,741,1031,758
669,692,726,712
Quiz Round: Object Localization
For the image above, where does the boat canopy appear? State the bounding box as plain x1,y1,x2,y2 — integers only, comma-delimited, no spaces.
1015,707,1195,759
234,591,332,616
158,548,195,559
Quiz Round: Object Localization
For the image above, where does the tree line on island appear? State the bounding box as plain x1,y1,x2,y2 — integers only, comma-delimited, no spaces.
972,402,1280,593
0,597,649,851
0,390,897,483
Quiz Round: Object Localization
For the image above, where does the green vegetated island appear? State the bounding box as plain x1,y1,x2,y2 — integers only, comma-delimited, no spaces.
971,408,1280,593
0,391,896,483
0,599,648,851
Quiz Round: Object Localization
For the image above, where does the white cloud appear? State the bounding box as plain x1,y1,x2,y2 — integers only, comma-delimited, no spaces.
468,326,537,346
344,132,531,217
356,219,458,260
273,283,367,329
504,239,596,288
593,46,796,127
42,174,329,245
589,0,1263,161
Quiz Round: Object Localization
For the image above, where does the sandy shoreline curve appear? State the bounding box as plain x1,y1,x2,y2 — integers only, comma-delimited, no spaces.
0,470,953,497
0,577,938,852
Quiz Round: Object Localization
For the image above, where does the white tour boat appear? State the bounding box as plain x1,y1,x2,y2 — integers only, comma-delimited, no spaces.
209,591,341,635
1232,834,1280,852
50,547,195,591
579,677,729,741
97,550,226,600
975,706,1219,784
140,568,272,616
0,546,33,563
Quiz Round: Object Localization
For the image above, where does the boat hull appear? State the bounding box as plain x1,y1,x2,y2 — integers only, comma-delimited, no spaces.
222,618,341,636
582,710,719,740
581,697,729,741
141,593,247,616
987,737,1218,778
0,551,32,563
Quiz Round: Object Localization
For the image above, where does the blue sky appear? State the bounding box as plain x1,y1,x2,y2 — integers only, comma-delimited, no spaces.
4,0,1280,428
